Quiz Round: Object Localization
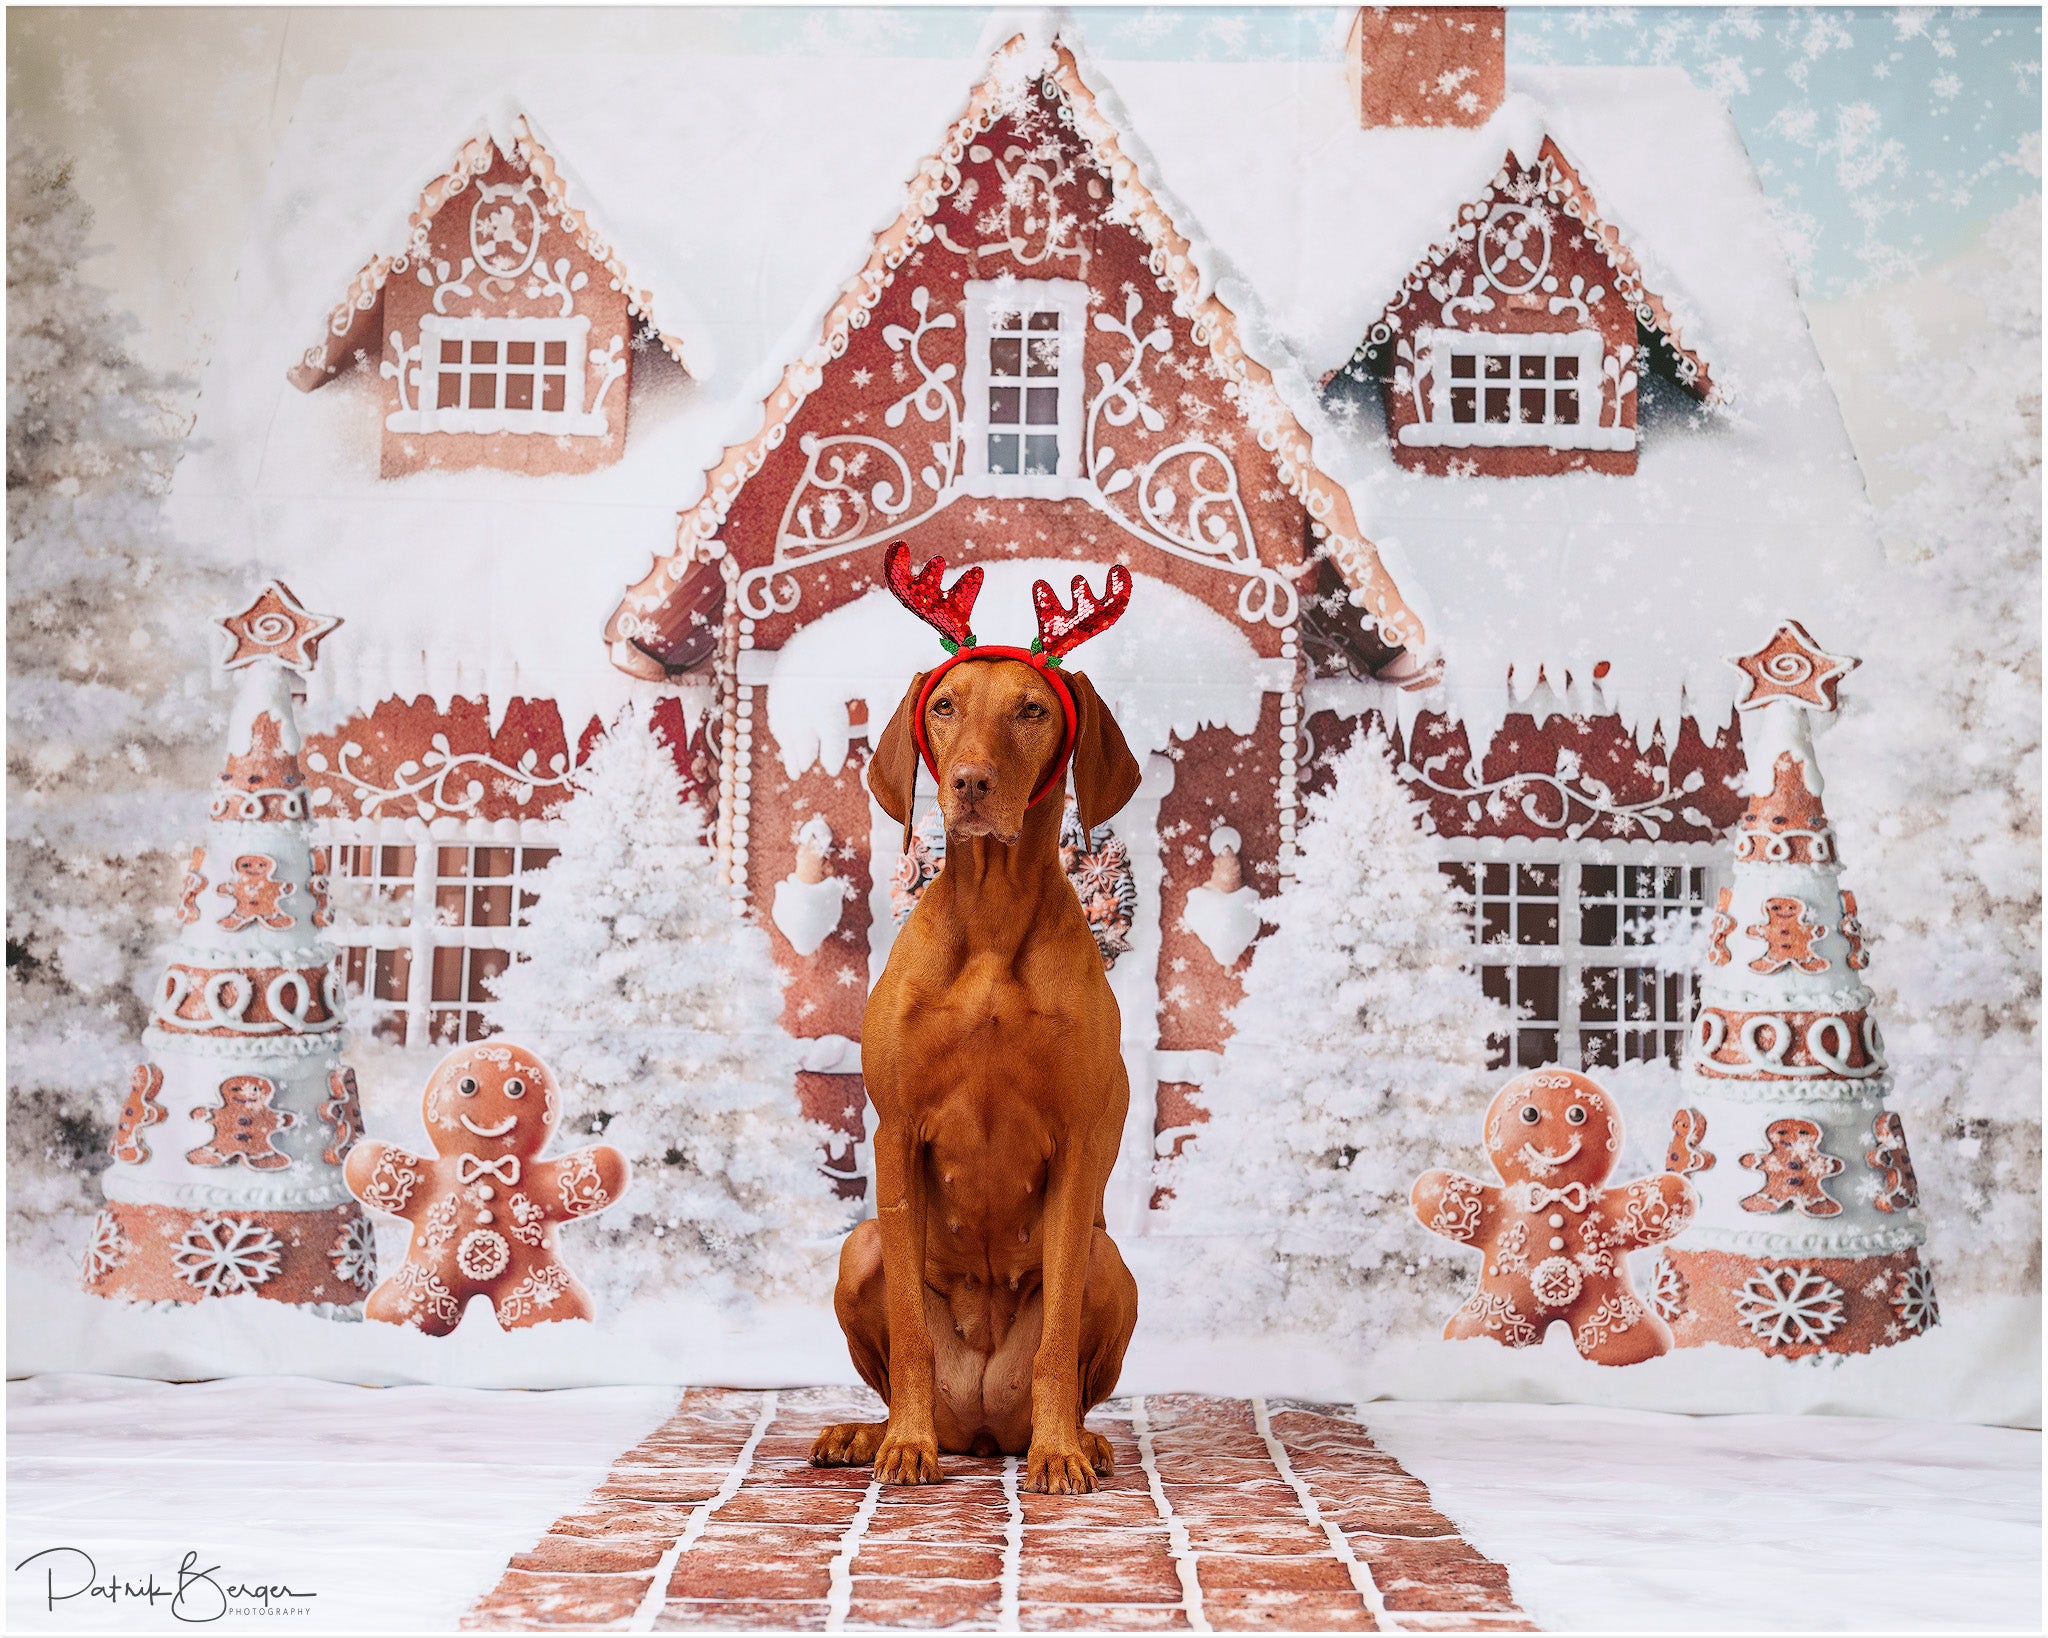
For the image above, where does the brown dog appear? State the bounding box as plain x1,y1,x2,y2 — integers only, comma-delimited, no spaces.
809,653,1143,1493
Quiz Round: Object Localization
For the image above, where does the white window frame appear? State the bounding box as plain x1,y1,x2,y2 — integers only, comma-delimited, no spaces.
1436,837,1724,1071
960,278,1091,497
322,818,564,1047
1400,327,1634,452
399,314,605,437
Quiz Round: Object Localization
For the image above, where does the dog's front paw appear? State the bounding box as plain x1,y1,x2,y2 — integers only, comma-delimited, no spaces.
873,1429,943,1486
1081,1428,1115,1477
1026,1442,1098,1495
810,1421,885,1467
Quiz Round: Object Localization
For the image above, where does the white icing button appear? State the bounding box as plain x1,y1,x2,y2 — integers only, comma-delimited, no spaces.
1548,1213,1564,1228
477,1210,494,1225
1549,1236,1565,1251
477,1185,494,1200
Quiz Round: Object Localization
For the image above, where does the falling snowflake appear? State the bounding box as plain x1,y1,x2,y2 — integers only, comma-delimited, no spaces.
1891,1264,1939,1335
330,1216,377,1292
82,1211,127,1281
1734,1264,1845,1350
171,1215,283,1297
1648,1253,1688,1322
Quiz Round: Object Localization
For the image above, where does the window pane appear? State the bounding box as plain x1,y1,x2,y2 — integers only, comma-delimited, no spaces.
429,1009,464,1046
1519,354,1546,379
438,847,470,878
989,385,1021,425
373,948,411,1003
1485,388,1511,423
1450,353,1476,378
1520,388,1546,423
1580,966,1618,1023
1582,1028,1618,1068
505,373,534,410
1450,387,1477,423
438,373,463,410
440,340,463,364
430,946,466,1003
1484,355,1510,379
1622,967,1659,1022
1025,386,1059,425
1515,964,1560,1021
472,883,513,927
1554,354,1580,379
987,433,1020,474
1480,900,1510,945
1026,311,1059,331
508,341,535,366
468,373,498,410
1555,388,1579,422
1439,862,1476,897
1517,1028,1560,1068
470,340,498,366
544,341,567,366
990,337,1021,377
1482,863,1510,897
1581,864,1616,898
436,883,465,925
542,373,565,413
1025,335,1060,376
1517,864,1559,897
473,848,514,878
468,948,510,1004
1023,434,1059,475
1581,900,1618,946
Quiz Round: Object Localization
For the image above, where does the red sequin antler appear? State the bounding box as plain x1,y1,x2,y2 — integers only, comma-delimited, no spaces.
884,542,983,654
1031,565,1133,664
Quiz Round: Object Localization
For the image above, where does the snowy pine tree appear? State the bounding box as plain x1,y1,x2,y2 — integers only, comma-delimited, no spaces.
1162,727,1508,1338
6,143,234,1247
484,708,853,1306
1828,193,2043,1300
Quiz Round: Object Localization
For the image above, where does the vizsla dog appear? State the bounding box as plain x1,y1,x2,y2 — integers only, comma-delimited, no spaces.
810,546,1142,1494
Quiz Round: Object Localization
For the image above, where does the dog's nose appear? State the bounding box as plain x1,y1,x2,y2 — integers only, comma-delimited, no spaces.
950,762,995,803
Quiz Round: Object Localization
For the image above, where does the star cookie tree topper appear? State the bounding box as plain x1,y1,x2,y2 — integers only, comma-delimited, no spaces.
1727,619,1859,715
218,580,342,675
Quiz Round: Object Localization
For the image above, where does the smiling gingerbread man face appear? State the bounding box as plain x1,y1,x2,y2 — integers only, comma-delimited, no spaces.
1482,1068,1620,1189
421,1043,557,1159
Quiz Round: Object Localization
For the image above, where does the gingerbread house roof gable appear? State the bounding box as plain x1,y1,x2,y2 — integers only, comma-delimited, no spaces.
1343,117,1716,400
600,22,1432,681
286,111,690,393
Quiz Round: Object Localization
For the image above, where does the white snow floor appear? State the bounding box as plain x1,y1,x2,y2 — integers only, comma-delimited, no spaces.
5,1375,2040,1634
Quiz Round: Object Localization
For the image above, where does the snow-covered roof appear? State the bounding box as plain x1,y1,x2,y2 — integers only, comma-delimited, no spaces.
169,11,1876,750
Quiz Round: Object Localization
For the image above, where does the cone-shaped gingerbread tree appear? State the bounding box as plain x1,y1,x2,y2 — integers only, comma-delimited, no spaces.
1657,620,1936,1359
81,582,375,1314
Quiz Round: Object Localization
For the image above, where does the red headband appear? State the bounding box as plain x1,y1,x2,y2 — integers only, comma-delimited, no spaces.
884,543,1133,807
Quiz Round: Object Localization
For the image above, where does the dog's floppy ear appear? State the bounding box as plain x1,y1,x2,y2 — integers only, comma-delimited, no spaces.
868,670,929,853
1063,669,1141,834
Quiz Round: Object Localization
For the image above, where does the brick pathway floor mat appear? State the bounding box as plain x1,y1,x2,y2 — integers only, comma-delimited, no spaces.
465,1388,1536,1632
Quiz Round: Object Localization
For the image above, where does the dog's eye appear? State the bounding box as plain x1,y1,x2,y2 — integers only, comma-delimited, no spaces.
457,1077,479,1097
505,1078,525,1099
1519,1105,1541,1125
1020,702,1047,720
931,698,954,716
1566,1105,1587,1125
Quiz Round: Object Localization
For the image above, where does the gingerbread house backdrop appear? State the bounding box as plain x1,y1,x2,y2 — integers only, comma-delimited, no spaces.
166,13,1876,1254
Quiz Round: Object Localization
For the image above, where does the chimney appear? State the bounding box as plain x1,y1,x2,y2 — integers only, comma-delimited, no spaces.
1347,7,1506,129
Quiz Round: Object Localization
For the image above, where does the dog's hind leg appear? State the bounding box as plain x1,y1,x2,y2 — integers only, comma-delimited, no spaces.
812,1220,893,1467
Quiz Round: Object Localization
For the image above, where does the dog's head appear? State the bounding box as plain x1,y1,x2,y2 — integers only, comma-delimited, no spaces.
869,660,1139,847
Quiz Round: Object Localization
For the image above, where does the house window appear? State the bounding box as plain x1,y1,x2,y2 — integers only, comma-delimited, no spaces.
1401,328,1632,453
1439,849,1716,1071
962,278,1089,493
392,315,614,437
328,833,558,1046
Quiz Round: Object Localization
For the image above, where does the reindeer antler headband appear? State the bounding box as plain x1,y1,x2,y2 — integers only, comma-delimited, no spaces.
883,542,1133,807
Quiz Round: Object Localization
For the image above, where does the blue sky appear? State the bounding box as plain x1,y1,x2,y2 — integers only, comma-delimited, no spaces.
705,6,2041,299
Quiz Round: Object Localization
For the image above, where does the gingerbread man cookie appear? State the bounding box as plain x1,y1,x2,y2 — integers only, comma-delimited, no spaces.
187,1075,296,1170
214,854,295,932
345,1043,628,1335
112,1064,168,1165
1738,1117,1844,1218
1413,1068,1698,1366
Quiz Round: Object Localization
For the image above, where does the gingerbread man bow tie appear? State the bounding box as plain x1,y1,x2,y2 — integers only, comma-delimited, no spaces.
457,1153,521,1186
883,542,1133,807
1513,1180,1594,1213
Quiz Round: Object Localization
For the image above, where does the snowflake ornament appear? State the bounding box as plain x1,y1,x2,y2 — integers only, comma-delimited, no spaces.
171,1214,283,1296
82,1211,128,1281
1648,1253,1688,1322
330,1216,378,1292
1891,1264,1940,1335
1734,1264,1846,1350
